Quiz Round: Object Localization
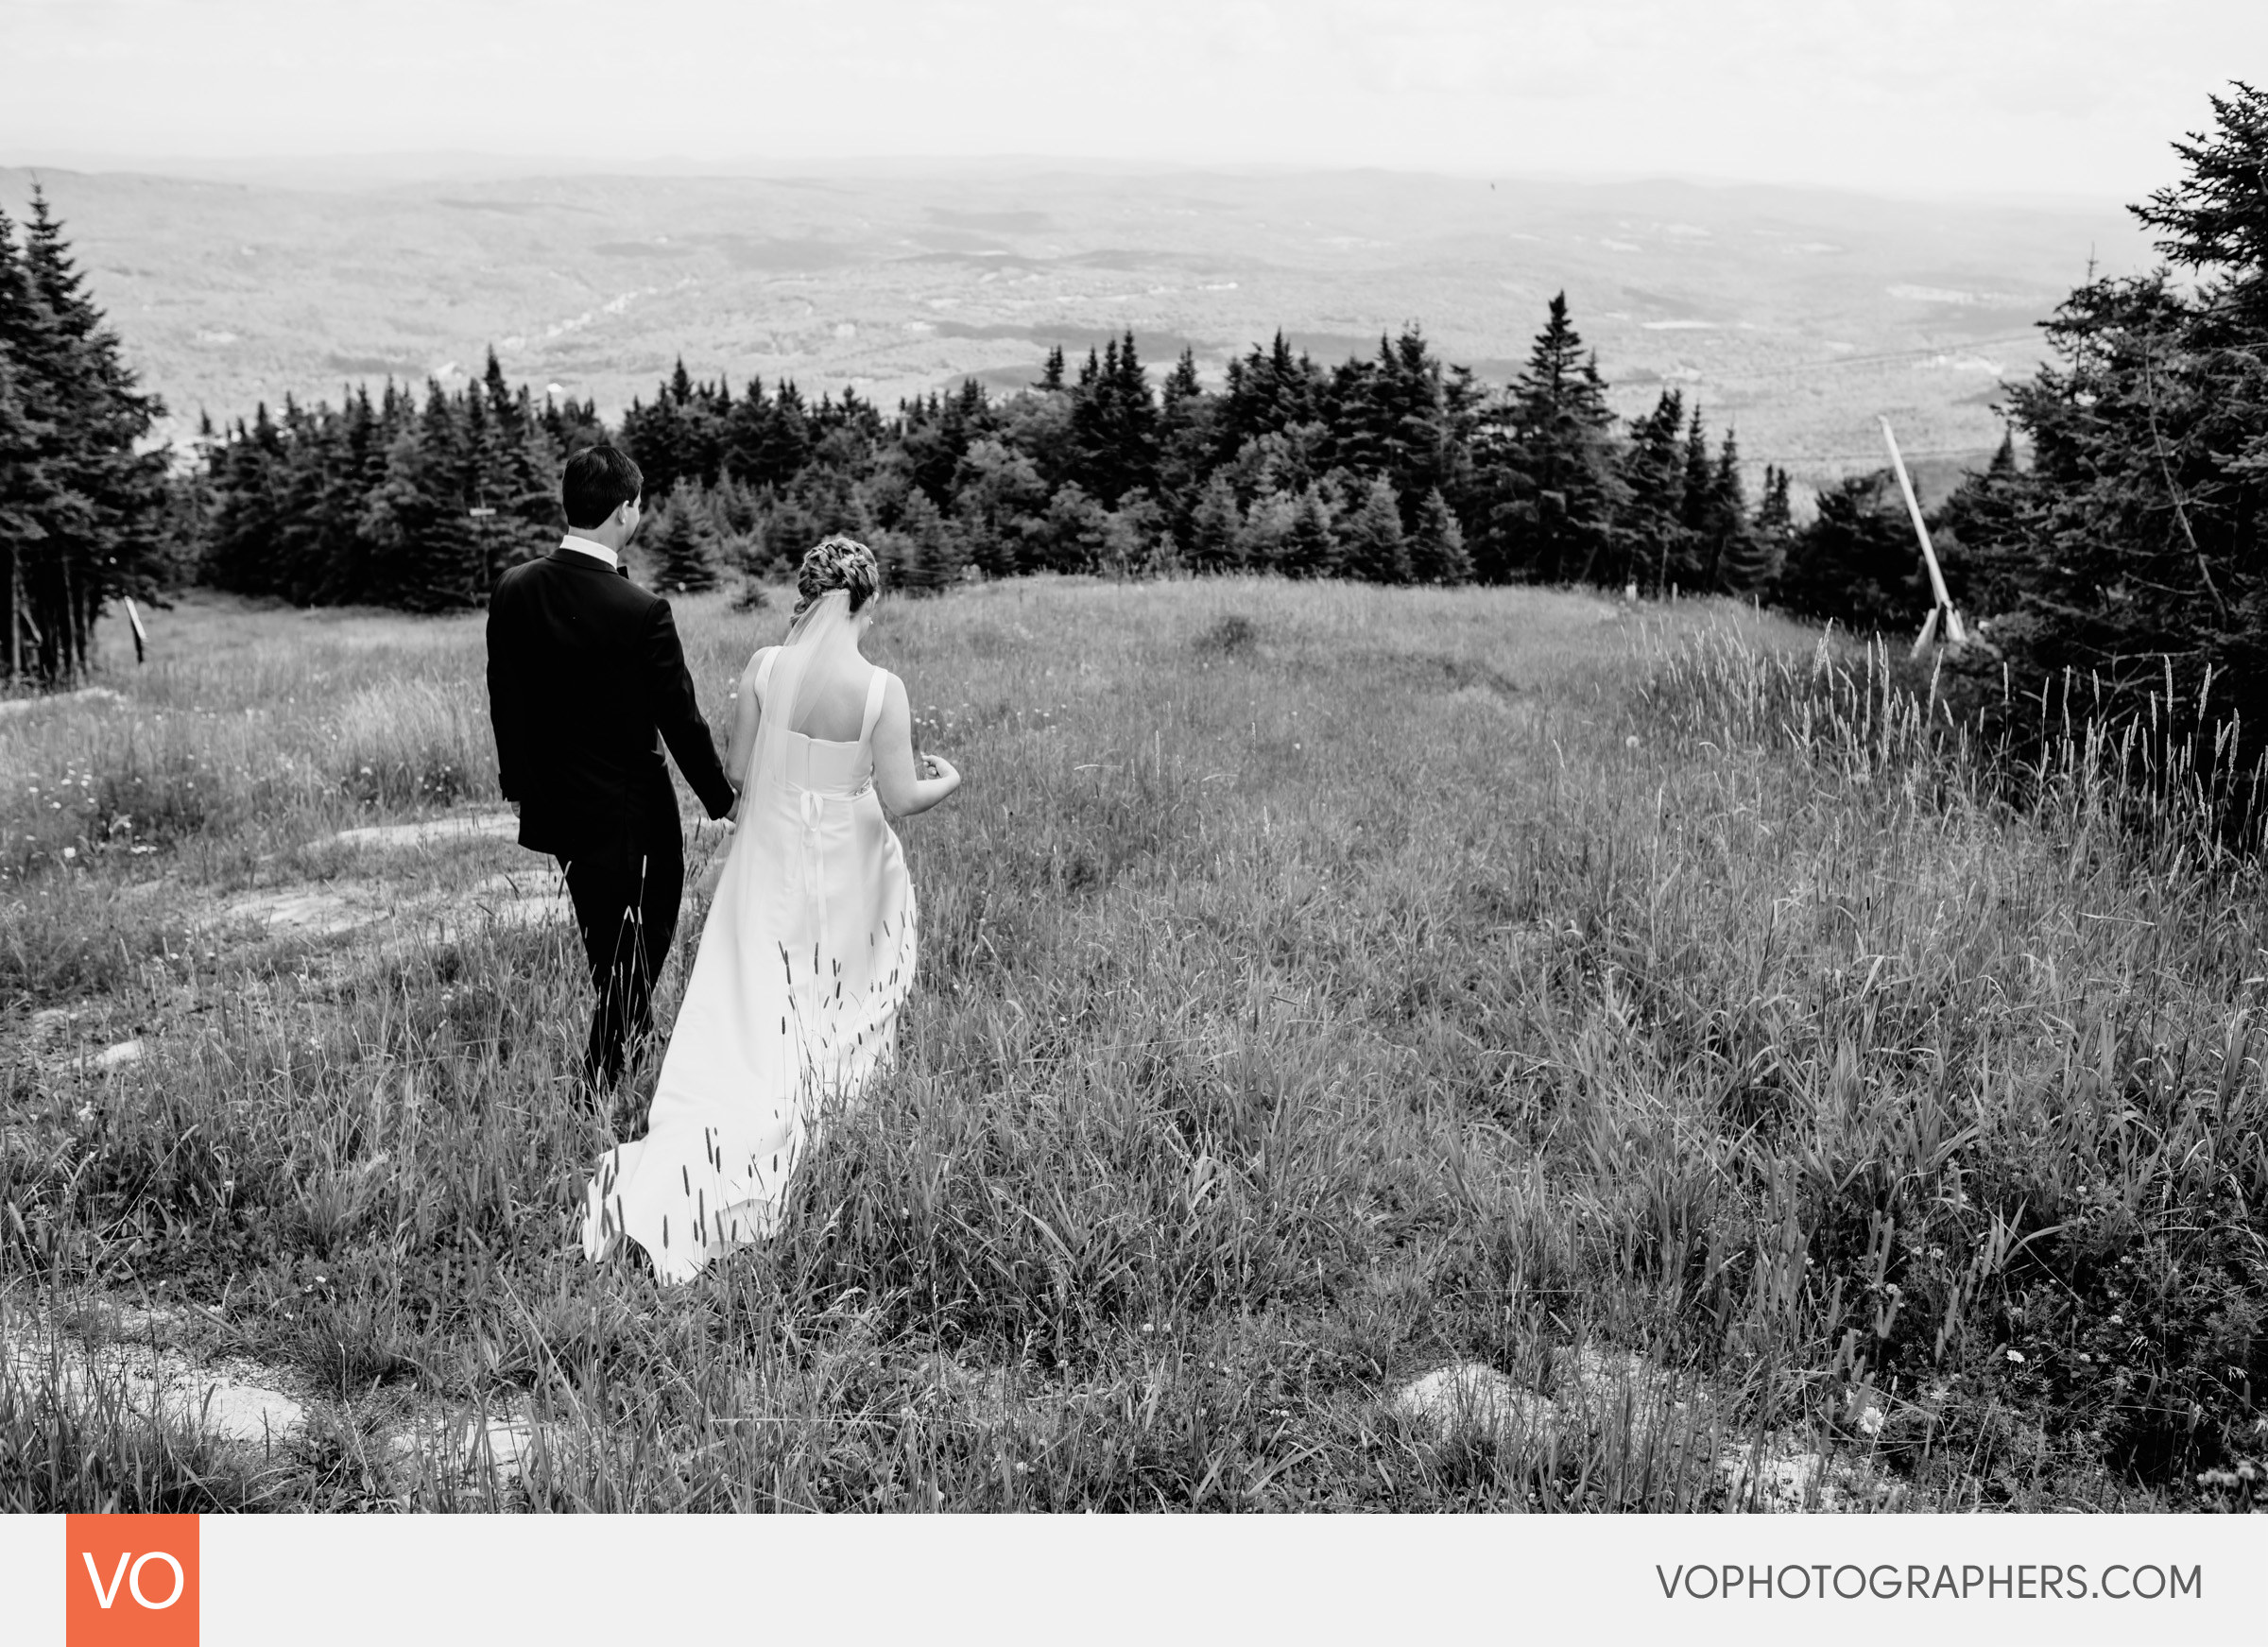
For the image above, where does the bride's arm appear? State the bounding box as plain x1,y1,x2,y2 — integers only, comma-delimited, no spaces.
871,673,961,817
724,646,773,795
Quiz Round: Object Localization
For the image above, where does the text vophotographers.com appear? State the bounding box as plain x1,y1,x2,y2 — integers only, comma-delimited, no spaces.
1657,1560,2202,1603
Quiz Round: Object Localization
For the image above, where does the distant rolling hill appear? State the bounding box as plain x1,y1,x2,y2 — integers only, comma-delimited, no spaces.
1,162,2152,506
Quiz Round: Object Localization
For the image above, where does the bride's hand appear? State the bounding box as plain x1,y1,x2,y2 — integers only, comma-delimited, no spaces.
924,753,960,790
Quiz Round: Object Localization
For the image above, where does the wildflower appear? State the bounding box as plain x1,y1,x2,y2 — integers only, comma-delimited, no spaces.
1625,734,1640,748
61,847,76,860
1857,1405,1885,1437
2005,1348,2025,1364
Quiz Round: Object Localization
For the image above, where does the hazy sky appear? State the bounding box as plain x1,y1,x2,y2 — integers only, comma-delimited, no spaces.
3,0,2261,199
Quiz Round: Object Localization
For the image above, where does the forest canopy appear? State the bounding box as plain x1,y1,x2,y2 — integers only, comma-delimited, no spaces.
180,297,1787,613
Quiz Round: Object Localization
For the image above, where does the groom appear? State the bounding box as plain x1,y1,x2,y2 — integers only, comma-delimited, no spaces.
486,443,738,1102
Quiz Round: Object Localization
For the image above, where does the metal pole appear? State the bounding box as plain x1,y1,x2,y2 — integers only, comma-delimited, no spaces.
1879,416,1966,644
1909,604,1940,661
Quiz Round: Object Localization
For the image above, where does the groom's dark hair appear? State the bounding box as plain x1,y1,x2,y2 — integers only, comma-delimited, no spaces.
561,443,644,530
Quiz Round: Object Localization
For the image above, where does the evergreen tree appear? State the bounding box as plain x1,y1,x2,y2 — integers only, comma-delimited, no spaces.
1755,464,1794,540
1098,489,1168,577
3,188,168,682
1641,402,1717,592
726,377,813,491
355,382,482,611
1279,485,1343,579
1220,332,1324,456
0,348,56,680
880,485,968,594
1160,348,1204,408
471,347,561,577
1931,433,2028,616
2135,81,2268,341
1155,346,1218,542
949,437,1048,577
201,403,284,597
1186,470,1244,574
1235,487,1297,571
1775,472,1929,631
1407,487,1472,584
897,379,992,505
1344,472,1411,583
1472,293,1622,584
644,494,721,592
1738,463,1795,596
1040,482,1110,573
1616,389,1688,592
1067,332,1159,503
1326,327,1460,512
1701,428,1758,592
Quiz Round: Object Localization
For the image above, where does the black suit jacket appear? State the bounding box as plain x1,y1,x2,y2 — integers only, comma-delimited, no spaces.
486,547,737,860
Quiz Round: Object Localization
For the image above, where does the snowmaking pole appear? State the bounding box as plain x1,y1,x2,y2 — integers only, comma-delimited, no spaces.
1880,416,1966,653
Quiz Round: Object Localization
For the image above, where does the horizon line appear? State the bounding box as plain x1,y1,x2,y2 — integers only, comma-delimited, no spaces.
0,147,2136,214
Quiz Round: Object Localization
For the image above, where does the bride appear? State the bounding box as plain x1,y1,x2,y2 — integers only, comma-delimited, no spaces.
581,535,960,1282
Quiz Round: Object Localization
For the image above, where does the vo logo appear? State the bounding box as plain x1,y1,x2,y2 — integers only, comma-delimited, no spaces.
65,1516,198,1646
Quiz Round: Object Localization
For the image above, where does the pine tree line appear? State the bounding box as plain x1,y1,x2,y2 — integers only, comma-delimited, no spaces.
195,351,603,610
0,187,171,685
180,293,1798,608
598,299,1789,601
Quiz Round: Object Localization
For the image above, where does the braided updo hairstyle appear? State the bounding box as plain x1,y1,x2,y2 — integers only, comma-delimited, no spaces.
794,533,882,619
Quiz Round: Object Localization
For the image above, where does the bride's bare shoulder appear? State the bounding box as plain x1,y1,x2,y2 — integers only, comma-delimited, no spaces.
742,645,781,696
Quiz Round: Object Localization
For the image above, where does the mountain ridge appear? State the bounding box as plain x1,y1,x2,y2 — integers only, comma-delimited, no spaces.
2,163,2154,500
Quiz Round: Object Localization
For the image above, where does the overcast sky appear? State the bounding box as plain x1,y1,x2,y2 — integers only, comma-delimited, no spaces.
3,0,2260,200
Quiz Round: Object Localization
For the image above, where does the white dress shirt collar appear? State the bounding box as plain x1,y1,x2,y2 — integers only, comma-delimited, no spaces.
558,532,619,570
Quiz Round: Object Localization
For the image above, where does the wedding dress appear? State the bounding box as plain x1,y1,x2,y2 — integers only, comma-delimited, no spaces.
580,590,917,1282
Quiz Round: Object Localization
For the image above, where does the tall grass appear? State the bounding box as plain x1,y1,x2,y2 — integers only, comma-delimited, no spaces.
1,580,2259,1511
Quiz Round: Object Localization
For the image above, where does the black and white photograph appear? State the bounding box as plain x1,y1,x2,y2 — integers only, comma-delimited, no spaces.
2,0,2265,1633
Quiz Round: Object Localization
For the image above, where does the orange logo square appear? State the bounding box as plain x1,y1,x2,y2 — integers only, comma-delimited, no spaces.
65,1515,198,1647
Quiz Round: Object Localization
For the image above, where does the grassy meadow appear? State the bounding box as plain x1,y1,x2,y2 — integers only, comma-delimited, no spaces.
1,575,2262,1512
